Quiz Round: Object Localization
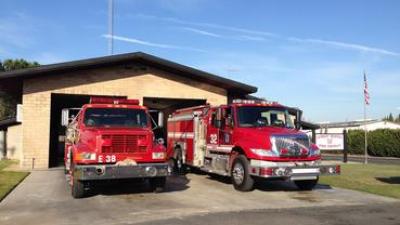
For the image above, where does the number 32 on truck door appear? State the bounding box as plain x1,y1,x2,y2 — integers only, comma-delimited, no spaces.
210,134,218,144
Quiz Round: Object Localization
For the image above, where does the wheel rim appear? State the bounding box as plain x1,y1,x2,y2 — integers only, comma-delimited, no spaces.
176,157,182,169
167,159,175,173
232,162,245,185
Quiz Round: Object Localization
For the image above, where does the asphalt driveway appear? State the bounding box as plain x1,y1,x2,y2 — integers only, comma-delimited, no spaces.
0,169,398,225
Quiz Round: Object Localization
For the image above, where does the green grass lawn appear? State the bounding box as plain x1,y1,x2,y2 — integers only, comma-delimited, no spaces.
320,163,400,199
0,160,29,201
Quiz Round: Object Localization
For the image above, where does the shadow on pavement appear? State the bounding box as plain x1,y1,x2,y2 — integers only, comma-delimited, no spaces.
376,176,400,184
85,175,190,197
204,172,333,192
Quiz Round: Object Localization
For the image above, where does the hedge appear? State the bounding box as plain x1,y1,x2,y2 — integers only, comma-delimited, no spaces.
347,129,400,157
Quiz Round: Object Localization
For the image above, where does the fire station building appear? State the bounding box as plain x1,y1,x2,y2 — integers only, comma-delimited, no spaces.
0,52,258,169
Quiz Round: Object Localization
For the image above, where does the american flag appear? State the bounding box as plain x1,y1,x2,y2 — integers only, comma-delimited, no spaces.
364,72,370,105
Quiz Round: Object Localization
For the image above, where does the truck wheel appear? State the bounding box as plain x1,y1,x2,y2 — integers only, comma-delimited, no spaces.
173,148,186,175
231,155,254,192
168,158,178,175
71,176,86,198
294,178,319,190
149,177,166,192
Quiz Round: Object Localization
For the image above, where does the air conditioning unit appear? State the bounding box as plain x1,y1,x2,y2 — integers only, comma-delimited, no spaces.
16,104,23,122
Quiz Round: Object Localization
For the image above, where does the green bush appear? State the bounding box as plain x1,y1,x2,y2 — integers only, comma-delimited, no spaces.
347,130,365,155
347,129,400,157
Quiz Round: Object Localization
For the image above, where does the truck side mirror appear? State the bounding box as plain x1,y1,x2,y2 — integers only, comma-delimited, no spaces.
157,111,164,128
215,120,222,129
61,109,70,127
215,108,223,128
225,117,233,127
295,110,302,130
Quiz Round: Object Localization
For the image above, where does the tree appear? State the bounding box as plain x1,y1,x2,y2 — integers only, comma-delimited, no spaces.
0,59,40,120
1,59,39,71
388,113,394,122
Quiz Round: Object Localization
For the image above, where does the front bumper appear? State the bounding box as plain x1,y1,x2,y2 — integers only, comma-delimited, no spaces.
249,160,340,181
73,163,169,181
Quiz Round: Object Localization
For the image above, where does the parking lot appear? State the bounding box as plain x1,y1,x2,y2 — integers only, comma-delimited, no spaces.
0,169,398,225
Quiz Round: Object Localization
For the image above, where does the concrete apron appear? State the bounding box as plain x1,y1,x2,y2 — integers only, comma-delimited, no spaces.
0,170,398,225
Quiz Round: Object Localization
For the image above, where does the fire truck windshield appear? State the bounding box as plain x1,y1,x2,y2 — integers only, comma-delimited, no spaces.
237,106,295,128
83,108,148,128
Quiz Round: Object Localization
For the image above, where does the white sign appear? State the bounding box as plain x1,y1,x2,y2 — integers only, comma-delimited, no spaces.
316,133,344,150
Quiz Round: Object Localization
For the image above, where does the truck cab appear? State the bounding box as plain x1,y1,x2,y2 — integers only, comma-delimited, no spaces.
167,99,340,191
63,97,168,198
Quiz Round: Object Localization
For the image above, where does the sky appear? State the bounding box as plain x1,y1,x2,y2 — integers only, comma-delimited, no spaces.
1,0,399,122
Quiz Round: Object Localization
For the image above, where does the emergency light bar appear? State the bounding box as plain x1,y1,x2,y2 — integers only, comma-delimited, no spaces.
232,99,279,105
90,97,140,105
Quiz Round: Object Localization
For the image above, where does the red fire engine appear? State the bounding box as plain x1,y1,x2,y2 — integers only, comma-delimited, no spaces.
167,99,340,191
63,97,168,198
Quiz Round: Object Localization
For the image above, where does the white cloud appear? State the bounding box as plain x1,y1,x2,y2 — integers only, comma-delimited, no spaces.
178,26,267,42
102,34,206,52
181,27,222,38
236,35,266,41
288,38,400,56
136,14,279,38
137,14,399,57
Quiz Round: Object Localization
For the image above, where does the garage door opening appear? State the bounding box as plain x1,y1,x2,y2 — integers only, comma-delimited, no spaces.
143,97,206,144
48,93,126,168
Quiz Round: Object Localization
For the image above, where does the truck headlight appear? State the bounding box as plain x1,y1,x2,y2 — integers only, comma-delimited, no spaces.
152,152,165,160
77,152,96,160
250,149,279,157
309,144,321,156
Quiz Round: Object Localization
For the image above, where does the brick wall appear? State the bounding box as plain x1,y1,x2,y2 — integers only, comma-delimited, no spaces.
6,124,22,161
21,65,227,169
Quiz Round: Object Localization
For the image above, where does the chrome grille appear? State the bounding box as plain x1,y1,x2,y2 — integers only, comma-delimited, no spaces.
271,135,310,156
102,135,146,153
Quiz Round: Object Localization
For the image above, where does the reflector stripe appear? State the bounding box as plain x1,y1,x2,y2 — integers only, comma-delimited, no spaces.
167,132,194,139
206,144,233,153
291,168,320,174
168,114,193,122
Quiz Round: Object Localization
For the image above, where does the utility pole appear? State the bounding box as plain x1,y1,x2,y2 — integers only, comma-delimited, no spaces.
108,0,114,55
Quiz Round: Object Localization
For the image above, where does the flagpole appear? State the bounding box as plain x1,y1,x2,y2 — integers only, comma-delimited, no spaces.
364,95,368,164
364,71,368,164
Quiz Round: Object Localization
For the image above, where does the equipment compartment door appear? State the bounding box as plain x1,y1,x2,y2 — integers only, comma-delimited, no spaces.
193,112,206,167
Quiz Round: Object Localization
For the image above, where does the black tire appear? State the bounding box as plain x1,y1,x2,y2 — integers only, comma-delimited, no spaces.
71,176,86,198
231,155,254,192
294,178,319,190
168,158,178,175
149,177,167,192
173,148,186,175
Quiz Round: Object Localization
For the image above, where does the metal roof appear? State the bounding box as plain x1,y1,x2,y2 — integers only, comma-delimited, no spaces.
0,118,20,130
317,119,380,128
0,52,257,94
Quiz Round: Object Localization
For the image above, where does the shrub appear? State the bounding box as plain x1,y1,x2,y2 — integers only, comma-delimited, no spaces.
347,130,365,155
347,129,400,157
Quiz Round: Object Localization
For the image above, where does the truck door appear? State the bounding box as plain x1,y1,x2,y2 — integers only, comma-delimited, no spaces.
206,107,233,151
218,106,233,147
207,108,219,145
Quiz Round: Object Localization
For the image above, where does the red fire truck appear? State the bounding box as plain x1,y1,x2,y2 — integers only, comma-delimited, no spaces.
62,97,168,198
167,99,340,191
